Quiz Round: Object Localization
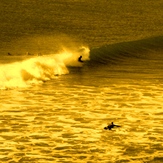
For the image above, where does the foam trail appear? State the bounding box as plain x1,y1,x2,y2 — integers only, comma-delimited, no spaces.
0,46,90,89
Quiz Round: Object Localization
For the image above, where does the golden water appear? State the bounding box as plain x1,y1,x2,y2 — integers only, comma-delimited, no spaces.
0,0,163,162
0,68,163,162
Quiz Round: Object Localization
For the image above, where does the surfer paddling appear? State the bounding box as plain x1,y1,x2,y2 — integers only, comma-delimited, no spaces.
78,56,84,62
104,122,121,130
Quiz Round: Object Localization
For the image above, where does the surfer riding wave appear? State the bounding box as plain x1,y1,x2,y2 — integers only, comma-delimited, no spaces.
78,56,84,62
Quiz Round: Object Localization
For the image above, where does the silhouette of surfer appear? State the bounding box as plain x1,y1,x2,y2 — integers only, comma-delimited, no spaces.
78,56,84,62
104,122,121,130
8,53,12,56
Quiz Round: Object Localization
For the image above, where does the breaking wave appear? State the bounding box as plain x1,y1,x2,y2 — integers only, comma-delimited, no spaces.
1,35,163,89
0,46,90,89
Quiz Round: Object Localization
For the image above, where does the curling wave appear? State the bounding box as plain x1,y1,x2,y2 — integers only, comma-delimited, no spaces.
0,46,90,89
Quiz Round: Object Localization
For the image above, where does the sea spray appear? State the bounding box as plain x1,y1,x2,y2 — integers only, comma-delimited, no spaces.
0,46,90,89
61,46,90,66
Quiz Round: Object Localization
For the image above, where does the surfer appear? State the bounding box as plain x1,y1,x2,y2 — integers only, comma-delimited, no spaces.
78,56,84,62
104,122,121,130
8,53,12,56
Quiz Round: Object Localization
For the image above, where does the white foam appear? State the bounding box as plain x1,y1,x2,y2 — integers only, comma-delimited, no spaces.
0,46,90,89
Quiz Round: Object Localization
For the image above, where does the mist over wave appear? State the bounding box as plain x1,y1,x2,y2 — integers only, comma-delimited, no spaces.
0,46,90,89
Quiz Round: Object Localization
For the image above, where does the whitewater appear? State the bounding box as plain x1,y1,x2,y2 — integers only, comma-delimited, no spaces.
0,46,90,89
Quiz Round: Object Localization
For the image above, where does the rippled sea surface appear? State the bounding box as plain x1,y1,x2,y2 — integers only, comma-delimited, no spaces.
0,64,163,163
0,0,163,162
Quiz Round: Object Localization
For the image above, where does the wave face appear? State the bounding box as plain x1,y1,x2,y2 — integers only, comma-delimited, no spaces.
1,36,163,89
0,46,90,89
89,36,163,65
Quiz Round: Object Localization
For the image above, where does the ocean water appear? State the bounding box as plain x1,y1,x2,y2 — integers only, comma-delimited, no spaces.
0,0,163,162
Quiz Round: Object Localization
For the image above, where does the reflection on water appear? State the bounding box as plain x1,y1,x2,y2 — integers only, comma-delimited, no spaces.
0,0,163,161
0,74,163,162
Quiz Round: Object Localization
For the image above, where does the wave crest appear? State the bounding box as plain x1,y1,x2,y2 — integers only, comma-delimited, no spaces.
0,46,90,89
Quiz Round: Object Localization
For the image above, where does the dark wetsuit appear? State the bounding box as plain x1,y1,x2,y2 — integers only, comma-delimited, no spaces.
104,122,120,130
78,56,83,62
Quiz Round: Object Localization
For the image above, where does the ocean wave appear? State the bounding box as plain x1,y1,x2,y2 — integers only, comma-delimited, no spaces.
0,46,90,89
89,36,163,65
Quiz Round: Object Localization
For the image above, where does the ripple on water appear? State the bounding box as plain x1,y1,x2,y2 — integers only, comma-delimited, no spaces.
0,79,163,162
